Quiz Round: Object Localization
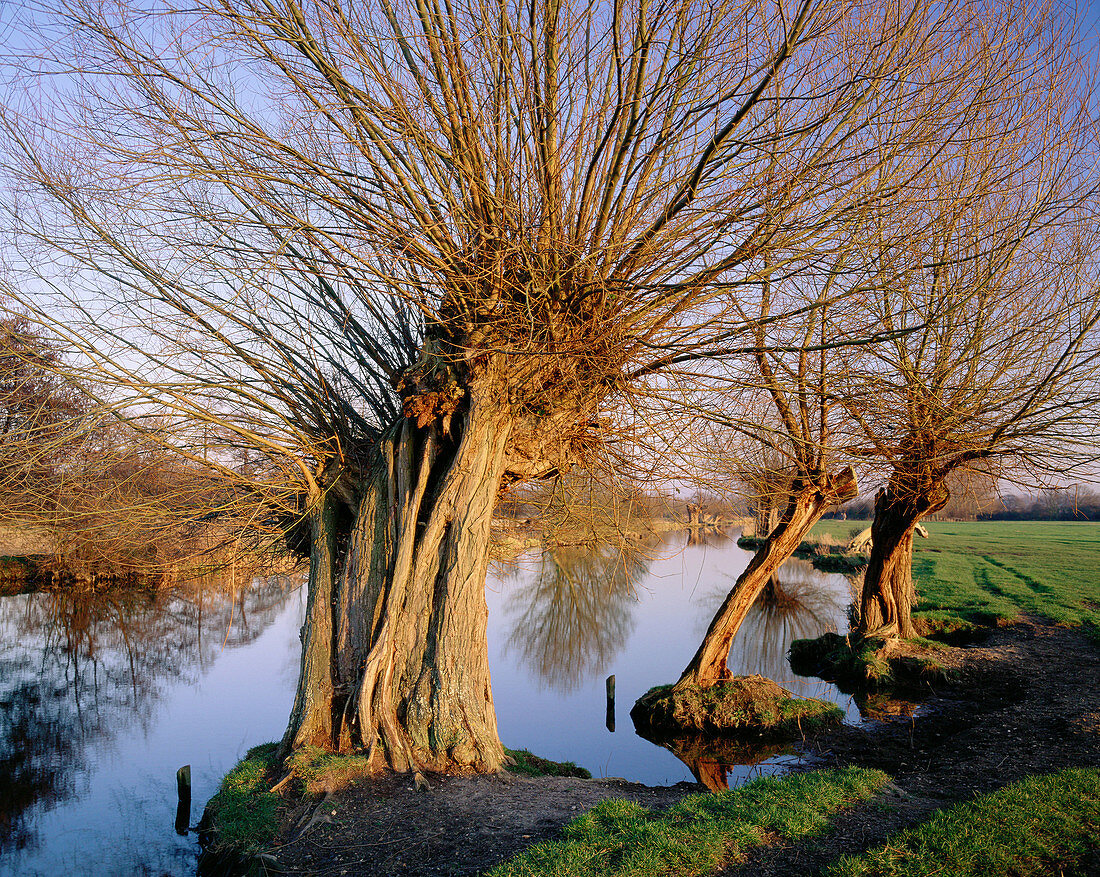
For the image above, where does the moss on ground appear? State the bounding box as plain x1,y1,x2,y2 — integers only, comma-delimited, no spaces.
826,768,1100,877
631,675,843,737
200,741,592,871
487,766,891,877
789,633,957,693
283,745,372,795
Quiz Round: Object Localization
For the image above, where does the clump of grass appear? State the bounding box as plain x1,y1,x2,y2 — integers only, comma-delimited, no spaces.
202,742,280,855
789,633,956,693
505,748,591,778
812,552,869,574
826,768,1100,877
631,675,843,736
737,529,867,573
911,612,991,645
283,745,372,795
487,767,890,877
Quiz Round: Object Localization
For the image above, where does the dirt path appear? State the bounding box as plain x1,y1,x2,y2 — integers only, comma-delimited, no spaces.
721,618,1100,875
257,619,1100,876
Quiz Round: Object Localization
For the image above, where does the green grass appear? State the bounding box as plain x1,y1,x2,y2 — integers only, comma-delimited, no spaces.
486,767,890,877
203,742,280,854
505,748,591,778
826,768,1100,877
810,520,1100,635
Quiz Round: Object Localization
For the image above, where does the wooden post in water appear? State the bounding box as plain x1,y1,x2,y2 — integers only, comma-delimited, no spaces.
175,764,191,836
605,674,616,732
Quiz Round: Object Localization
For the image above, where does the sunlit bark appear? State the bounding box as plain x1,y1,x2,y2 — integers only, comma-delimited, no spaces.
675,468,855,689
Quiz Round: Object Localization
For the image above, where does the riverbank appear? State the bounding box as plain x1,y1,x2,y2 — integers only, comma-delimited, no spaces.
206,616,1100,876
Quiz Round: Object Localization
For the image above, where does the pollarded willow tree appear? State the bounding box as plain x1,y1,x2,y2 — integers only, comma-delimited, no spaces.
3,0,991,774
670,283,858,690
834,5,1100,639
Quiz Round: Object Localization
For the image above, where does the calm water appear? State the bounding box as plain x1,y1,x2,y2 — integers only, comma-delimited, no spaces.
0,531,857,875
486,531,858,787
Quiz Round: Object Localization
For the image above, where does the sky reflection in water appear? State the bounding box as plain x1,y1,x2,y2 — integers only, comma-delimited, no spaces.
486,530,858,788
0,577,305,877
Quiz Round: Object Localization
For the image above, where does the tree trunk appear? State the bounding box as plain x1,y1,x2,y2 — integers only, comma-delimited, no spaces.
280,396,511,774
857,481,949,639
674,466,856,690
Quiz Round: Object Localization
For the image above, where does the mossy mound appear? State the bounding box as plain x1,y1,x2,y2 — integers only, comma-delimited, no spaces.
197,743,280,876
504,748,591,778
630,674,843,737
811,552,868,574
790,632,958,693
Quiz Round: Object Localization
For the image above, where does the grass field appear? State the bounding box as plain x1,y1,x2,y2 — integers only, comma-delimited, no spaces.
809,519,1100,634
487,768,889,877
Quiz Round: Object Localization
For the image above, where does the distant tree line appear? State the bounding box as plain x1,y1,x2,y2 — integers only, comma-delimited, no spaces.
979,487,1100,522
0,317,274,583
825,481,1100,522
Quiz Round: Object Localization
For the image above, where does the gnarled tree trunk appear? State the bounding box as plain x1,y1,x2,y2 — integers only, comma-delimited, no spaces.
674,466,856,690
280,394,512,774
857,479,949,639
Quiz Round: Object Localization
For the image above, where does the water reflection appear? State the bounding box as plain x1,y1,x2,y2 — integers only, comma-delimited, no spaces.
718,558,855,685
634,730,795,792
684,525,734,548
0,576,296,864
0,674,80,853
503,544,650,692
630,557,857,790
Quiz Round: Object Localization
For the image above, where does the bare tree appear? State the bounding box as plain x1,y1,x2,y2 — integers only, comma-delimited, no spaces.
834,5,1100,638
2,0,998,773
671,291,856,690
0,314,85,499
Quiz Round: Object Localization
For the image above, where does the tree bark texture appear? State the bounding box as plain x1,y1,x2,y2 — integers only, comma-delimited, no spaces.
280,396,511,774
674,466,856,690
858,479,949,639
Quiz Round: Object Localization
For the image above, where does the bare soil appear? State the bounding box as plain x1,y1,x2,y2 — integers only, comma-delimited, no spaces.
259,618,1100,876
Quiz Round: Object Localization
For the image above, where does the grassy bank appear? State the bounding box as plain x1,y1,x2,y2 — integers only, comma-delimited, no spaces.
809,520,1100,635
826,768,1100,877
201,743,281,856
487,767,890,877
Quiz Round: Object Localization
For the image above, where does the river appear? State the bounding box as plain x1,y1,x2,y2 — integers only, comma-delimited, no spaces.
0,530,857,876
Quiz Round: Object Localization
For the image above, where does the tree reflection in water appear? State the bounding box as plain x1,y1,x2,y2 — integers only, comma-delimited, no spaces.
684,525,734,548
633,730,794,792
502,543,651,692
0,575,296,857
718,557,852,685
639,557,854,790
